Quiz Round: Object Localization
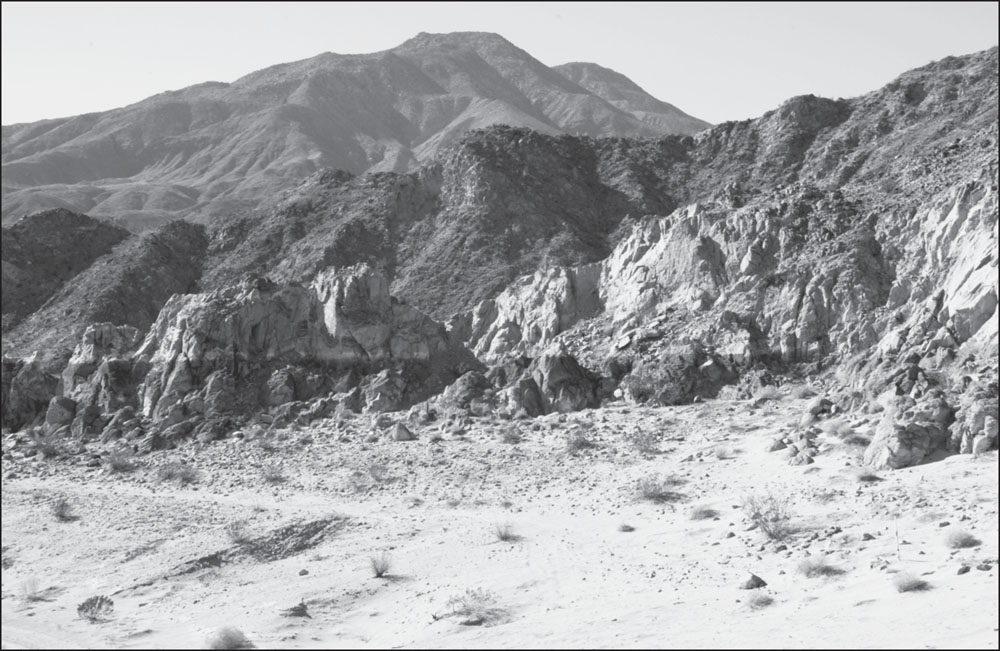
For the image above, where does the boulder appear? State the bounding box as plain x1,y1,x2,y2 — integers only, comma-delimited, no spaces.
863,393,954,469
2,357,58,431
45,396,77,428
392,422,416,441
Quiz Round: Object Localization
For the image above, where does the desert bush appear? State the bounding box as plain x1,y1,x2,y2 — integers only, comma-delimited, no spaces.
157,462,199,485
205,626,255,649
500,427,522,444
713,445,736,460
367,462,391,483
636,474,685,504
622,428,659,455
798,556,845,578
225,520,252,545
493,523,521,542
29,429,65,460
444,588,507,626
104,448,138,473
370,552,392,578
945,529,981,549
77,595,114,622
852,467,881,482
746,593,774,610
690,506,720,520
51,496,76,522
820,417,853,439
741,489,793,540
893,572,930,592
565,431,596,454
261,464,286,484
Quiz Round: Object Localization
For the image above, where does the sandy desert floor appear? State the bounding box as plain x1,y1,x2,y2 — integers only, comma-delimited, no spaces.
2,387,998,649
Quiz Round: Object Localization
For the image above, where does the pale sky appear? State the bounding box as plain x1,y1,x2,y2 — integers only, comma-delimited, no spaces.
2,1,997,126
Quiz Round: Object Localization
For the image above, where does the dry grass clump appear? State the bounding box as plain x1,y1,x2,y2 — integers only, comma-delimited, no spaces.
442,588,508,626
493,523,522,542
636,474,685,504
852,467,881,482
261,463,287,484
746,593,774,610
622,428,659,454
370,552,392,578
225,520,252,545
205,626,256,649
741,489,793,540
77,595,114,622
713,445,737,460
893,572,931,592
104,448,139,473
157,462,199,485
819,417,853,439
690,505,720,520
500,427,522,444
565,431,596,454
51,495,77,522
945,529,981,549
798,556,846,578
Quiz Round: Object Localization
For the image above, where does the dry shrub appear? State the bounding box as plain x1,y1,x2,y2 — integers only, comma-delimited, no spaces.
798,556,845,578
370,552,392,578
746,593,774,610
77,595,114,622
945,529,981,549
444,588,507,626
157,462,199,485
690,506,720,520
741,489,793,540
225,520,252,545
261,464,286,484
51,496,76,522
493,523,521,542
636,474,685,504
791,385,819,399
565,431,596,454
753,385,783,402
104,448,139,473
893,572,930,592
622,428,659,454
205,626,255,649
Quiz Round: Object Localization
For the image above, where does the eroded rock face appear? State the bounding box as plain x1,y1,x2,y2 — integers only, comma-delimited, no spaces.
1,357,57,431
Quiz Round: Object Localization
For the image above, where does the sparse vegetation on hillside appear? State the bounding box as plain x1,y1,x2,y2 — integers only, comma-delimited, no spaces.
741,489,793,540
77,595,114,623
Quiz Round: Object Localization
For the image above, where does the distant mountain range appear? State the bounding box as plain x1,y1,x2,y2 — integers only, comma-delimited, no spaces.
1,32,709,230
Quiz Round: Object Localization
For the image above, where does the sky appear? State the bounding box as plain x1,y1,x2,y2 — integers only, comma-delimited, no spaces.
1,1,997,126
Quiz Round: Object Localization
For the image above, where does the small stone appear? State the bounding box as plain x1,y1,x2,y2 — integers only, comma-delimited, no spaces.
957,565,971,575
976,563,992,572
299,569,309,576
938,521,951,527
862,533,875,541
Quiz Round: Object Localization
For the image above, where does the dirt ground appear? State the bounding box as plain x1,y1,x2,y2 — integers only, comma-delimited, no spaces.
2,389,998,649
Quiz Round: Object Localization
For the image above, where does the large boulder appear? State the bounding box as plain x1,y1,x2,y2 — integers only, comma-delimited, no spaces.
863,392,955,469
527,344,601,413
1,357,58,431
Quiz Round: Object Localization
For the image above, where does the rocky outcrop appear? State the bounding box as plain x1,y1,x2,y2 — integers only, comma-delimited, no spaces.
130,265,476,432
863,392,955,469
1,356,58,431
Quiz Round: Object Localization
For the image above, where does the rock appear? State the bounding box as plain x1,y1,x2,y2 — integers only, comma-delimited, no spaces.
739,573,767,589
766,438,787,452
807,397,833,416
788,452,814,466
2,357,58,431
45,396,77,427
863,393,954,469
957,565,971,575
392,422,416,441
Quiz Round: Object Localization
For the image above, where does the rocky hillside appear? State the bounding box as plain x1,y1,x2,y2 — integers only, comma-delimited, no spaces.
1,47,996,471
1,209,130,330
1,32,708,230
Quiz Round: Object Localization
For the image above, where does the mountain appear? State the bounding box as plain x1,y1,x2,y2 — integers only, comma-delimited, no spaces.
1,46,996,470
1,32,709,231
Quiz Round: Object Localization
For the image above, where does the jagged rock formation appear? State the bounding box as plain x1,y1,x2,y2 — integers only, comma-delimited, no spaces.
1,32,708,230
5,265,481,446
